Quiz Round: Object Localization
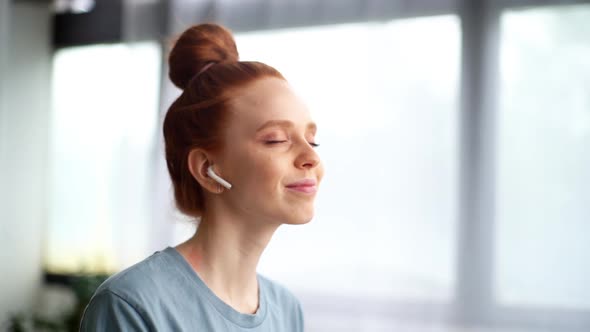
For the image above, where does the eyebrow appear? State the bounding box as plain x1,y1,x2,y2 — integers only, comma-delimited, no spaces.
256,120,317,133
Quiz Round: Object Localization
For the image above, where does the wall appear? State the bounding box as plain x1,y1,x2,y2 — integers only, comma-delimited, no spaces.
0,0,52,323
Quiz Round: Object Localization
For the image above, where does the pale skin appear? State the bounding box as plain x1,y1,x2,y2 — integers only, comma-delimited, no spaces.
176,77,324,315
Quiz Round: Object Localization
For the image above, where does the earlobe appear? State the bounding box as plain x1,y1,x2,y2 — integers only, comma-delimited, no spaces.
207,165,232,189
187,149,232,192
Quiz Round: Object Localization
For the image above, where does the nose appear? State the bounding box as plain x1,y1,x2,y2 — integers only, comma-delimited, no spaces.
294,140,320,170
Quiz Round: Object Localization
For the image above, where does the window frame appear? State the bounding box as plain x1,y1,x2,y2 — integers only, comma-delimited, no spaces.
47,0,590,330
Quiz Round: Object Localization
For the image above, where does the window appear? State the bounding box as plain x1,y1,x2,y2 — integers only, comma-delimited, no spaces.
236,15,460,304
497,4,590,310
47,43,161,273
44,2,590,330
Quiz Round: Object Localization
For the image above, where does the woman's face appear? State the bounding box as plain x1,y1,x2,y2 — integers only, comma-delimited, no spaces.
216,77,324,226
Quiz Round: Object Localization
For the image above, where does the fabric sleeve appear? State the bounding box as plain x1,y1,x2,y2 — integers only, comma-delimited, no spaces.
79,290,150,332
295,298,305,332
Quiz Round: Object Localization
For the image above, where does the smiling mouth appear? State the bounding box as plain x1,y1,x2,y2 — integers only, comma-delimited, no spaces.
285,183,317,194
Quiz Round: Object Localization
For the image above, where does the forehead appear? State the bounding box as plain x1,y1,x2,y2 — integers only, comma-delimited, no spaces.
228,78,312,130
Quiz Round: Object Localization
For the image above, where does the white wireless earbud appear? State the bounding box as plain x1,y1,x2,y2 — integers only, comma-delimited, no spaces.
207,165,232,190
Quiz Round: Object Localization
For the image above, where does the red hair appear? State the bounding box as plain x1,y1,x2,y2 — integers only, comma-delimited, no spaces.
163,23,284,218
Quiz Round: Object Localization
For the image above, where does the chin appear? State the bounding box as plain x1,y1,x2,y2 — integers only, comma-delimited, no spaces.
283,211,315,225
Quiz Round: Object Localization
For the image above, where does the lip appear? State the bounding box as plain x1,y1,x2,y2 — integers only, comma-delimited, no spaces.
286,179,317,187
285,179,318,194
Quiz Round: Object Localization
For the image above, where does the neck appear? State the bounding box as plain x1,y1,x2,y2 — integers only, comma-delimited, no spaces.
176,208,279,314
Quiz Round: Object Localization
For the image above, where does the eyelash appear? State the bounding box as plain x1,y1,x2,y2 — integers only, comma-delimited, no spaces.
265,140,320,148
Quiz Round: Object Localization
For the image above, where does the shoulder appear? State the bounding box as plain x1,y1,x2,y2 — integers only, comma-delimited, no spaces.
258,274,302,313
258,274,301,306
80,289,150,331
258,274,305,330
93,249,173,301
81,248,180,330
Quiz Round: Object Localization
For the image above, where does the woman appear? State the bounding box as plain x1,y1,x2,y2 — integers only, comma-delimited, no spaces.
80,23,323,331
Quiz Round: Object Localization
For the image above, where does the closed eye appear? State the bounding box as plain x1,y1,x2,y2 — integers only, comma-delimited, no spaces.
264,140,319,147
265,140,288,145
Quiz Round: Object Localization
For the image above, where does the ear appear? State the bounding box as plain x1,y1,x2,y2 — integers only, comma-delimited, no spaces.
187,148,220,194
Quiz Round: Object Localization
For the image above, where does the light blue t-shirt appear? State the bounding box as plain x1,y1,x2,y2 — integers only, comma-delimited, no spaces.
80,247,304,331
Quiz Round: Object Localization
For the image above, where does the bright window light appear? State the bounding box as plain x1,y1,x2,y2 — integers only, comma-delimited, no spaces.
236,15,460,302
47,43,161,274
497,4,590,310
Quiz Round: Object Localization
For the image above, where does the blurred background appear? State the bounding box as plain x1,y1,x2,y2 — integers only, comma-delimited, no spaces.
1,0,589,331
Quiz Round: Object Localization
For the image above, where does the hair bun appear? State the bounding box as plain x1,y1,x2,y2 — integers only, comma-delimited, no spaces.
168,24,239,90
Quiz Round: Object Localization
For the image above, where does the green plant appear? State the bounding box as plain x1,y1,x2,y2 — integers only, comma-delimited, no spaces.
4,274,109,332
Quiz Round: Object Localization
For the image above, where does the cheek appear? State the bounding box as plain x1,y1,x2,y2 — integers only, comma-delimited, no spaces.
250,153,285,189
230,147,285,192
